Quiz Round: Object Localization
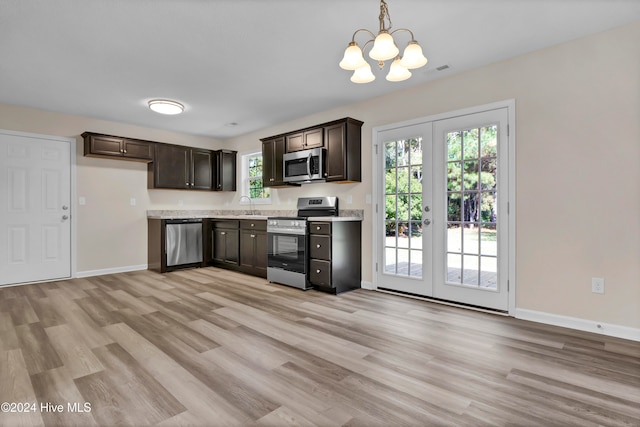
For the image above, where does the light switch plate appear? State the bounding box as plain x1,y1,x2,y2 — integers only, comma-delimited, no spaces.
79,196,86,205
130,198,136,206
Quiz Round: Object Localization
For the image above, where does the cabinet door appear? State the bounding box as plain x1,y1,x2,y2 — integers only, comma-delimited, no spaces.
262,137,285,187
326,122,346,181
213,229,227,263
285,133,304,152
123,139,153,161
153,144,190,189
225,228,239,264
240,229,256,269
304,128,324,149
88,134,125,157
192,149,213,190
214,150,237,191
254,230,267,274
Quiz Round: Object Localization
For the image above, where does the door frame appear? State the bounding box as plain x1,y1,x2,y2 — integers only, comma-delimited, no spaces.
371,100,516,315
0,128,77,284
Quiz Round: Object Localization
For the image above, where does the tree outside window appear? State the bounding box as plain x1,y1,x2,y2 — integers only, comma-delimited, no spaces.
245,152,270,200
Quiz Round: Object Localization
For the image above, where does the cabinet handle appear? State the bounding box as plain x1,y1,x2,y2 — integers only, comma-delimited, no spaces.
316,269,321,274
123,149,127,154
270,178,274,182
221,231,226,235
251,223,254,227
316,244,321,248
251,234,255,238
316,226,321,230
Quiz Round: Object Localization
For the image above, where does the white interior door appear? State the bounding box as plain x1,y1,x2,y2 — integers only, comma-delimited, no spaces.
0,130,72,286
376,106,511,312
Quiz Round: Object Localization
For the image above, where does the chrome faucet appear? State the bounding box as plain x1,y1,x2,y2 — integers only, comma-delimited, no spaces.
239,195,254,215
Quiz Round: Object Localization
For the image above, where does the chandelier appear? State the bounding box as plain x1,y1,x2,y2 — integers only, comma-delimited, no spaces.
339,0,428,83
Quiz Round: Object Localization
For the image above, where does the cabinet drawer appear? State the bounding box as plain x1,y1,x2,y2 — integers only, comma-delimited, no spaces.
309,259,331,287
309,222,331,235
240,220,266,231
309,235,331,261
214,220,239,229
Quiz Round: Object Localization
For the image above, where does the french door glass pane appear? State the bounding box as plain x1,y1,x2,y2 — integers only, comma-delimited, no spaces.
384,136,423,278
446,124,499,291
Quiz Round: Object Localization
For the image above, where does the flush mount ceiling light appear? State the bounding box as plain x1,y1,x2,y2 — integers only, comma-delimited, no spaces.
148,99,184,115
339,0,428,83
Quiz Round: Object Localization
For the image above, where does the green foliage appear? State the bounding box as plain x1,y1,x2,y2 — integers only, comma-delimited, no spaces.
248,154,270,199
447,126,497,224
385,138,423,235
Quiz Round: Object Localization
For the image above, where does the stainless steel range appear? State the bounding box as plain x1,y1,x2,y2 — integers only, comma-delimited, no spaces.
267,197,339,289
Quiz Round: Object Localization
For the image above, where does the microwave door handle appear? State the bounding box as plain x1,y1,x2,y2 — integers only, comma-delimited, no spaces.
307,152,312,178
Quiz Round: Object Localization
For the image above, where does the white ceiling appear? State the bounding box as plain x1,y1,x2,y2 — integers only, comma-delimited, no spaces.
1,0,639,139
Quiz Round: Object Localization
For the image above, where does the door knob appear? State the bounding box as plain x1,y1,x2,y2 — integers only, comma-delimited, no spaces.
62,205,69,210
62,215,69,220
424,206,430,212
423,219,431,226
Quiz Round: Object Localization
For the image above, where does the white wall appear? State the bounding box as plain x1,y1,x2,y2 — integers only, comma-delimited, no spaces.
227,21,640,330
0,21,637,330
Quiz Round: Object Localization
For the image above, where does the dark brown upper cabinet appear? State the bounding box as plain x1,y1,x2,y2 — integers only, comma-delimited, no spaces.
261,136,288,187
285,127,324,152
150,144,211,190
260,117,363,184
82,132,153,162
213,150,237,191
325,118,362,183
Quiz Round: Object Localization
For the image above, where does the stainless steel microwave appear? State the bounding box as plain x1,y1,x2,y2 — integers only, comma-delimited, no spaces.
283,147,326,183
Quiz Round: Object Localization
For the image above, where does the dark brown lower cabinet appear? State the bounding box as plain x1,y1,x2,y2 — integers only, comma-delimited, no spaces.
210,220,240,268
308,220,361,294
239,220,267,278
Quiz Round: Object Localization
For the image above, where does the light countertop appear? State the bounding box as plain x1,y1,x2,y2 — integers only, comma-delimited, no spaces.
147,209,363,221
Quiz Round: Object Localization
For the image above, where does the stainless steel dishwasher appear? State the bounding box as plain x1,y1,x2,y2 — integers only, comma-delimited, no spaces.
165,219,203,268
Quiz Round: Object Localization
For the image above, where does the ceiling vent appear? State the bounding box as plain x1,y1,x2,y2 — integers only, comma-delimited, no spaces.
436,64,451,71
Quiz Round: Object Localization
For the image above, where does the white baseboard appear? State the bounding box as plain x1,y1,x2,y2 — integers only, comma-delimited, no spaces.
515,308,640,342
75,264,148,279
361,280,375,290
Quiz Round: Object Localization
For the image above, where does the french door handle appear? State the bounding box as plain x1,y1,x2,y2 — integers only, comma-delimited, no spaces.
424,206,430,212
423,219,431,226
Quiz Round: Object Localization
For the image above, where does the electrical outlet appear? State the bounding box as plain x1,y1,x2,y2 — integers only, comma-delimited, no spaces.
592,277,605,294
79,196,86,205
130,197,136,206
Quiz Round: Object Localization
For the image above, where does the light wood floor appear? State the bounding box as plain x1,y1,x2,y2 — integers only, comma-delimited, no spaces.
0,268,638,427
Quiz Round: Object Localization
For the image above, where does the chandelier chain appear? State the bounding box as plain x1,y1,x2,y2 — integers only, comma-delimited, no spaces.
379,0,392,32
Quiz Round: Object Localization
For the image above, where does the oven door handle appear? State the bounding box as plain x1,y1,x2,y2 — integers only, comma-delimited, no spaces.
307,152,312,178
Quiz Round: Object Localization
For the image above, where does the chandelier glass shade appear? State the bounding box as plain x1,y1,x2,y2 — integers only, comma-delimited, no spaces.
339,0,428,83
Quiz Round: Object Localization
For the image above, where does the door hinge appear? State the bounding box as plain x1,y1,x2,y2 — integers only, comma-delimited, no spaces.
507,124,510,136
375,262,378,272
507,280,510,291
507,202,510,215
375,144,378,155
375,203,378,213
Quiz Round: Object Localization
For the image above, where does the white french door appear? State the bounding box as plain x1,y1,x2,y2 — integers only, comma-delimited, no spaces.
376,122,434,296
375,105,511,312
0,130,73,286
